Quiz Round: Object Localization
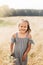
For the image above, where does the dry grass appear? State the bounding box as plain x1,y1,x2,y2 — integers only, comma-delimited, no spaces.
0,16,43,65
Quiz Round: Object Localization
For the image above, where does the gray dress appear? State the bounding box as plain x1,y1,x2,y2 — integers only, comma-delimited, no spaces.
11,33,34,65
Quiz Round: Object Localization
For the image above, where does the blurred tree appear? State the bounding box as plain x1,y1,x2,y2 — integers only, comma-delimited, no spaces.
0,5,10,17
0,5,43,16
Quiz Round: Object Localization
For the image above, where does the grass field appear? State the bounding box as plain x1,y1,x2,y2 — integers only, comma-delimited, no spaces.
0,16,43,65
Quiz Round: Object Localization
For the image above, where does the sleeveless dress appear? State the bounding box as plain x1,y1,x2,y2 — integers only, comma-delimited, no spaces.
11,33,34,65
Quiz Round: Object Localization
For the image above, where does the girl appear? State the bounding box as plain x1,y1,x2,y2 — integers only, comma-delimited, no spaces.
10,19,34,65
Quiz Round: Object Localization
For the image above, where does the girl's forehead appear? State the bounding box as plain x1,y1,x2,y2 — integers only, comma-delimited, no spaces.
19,21,28,26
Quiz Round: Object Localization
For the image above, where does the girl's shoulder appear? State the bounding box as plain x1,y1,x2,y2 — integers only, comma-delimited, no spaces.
28,33,35,44
12,33,17,38
28,33,32,39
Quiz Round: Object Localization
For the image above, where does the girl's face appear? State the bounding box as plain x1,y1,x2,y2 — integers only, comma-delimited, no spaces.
18,21,28,34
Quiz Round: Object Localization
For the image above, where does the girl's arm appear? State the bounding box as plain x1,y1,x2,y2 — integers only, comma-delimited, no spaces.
10,42,14,54
25,34,32,55
22,42,31,61
24,42,31,56
10,34,16,54
22,34,32,61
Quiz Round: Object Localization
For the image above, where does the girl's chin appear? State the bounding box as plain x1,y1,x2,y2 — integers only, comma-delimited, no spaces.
20,31,26,34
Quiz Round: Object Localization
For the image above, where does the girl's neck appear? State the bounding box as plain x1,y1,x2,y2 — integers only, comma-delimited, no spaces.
19,32,27,35
18,31,28,38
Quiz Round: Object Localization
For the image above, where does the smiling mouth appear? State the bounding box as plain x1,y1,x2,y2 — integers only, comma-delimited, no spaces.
21,29,25,31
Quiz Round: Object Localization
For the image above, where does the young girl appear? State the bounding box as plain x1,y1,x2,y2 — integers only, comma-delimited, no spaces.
10,19,34,65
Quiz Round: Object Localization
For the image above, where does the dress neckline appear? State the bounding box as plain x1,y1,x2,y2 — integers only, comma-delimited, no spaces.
16,32,28,39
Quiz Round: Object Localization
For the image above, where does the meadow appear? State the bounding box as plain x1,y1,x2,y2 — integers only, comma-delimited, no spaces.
0,16,43,65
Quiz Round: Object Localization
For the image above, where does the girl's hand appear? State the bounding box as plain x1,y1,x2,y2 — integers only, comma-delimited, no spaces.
10,52,14,57
22,52,27,61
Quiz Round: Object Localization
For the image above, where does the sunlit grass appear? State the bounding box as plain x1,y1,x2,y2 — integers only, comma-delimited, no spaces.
0,20,16,26
0,17,43,65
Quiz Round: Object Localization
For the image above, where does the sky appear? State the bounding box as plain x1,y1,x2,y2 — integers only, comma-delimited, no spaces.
0,0,43,9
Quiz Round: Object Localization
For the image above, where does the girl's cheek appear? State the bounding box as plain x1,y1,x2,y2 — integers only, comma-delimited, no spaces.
25,28,27,31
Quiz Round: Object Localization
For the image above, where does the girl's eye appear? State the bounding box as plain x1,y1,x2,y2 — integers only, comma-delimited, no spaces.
21,26,23,27
24,26,26,28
